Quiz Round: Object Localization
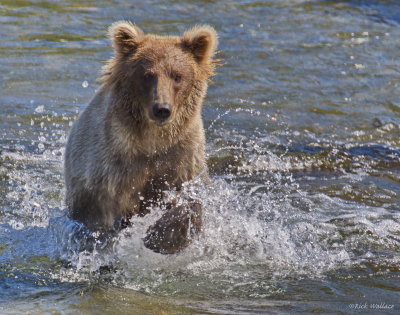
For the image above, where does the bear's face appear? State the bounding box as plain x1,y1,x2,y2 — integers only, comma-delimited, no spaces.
104,22,218,126
132,40,196,126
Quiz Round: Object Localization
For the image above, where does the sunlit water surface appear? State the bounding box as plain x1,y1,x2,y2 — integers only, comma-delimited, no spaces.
1,0,400,314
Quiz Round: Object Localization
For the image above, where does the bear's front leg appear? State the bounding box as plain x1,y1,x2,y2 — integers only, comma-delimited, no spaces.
143,202,202,254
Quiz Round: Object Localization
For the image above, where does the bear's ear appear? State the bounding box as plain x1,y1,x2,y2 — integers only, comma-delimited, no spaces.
182,26,218,64
109,21,144,56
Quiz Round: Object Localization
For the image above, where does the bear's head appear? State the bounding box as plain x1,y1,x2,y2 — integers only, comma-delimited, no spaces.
102,21,218,128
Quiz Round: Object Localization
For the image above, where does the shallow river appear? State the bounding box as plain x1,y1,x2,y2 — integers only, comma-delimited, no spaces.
1,0,400,314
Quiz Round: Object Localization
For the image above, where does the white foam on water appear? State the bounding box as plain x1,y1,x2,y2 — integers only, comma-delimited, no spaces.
48,173,360,297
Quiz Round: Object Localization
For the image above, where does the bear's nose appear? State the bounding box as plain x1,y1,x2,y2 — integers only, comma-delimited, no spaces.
153,103,171,120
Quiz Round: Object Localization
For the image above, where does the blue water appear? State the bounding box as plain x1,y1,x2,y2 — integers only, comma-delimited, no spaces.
1,0,399,314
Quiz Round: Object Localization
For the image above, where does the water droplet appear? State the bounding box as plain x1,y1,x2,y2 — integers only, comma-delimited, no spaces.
82,80,89,88
352,38,368,44
35,105,45,113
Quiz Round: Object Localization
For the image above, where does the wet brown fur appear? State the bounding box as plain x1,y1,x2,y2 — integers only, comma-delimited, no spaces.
64,22,217,253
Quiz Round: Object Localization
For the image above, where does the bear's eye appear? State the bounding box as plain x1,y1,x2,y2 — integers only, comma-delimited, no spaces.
144,73,154,80
172,73,182,84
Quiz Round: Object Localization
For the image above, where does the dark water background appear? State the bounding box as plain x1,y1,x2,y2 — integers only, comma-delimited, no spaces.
1,0,400,314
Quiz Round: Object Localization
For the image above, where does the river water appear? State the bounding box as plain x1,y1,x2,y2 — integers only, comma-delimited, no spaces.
1,0,399,314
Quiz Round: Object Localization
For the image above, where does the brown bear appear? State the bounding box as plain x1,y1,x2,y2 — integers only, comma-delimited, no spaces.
64,21,218,254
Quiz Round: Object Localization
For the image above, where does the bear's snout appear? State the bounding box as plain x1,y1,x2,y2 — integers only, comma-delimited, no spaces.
152,102,172,121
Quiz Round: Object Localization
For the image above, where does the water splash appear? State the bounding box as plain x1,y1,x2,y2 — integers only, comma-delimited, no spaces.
1,104,399,301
